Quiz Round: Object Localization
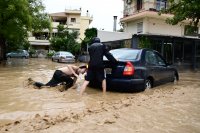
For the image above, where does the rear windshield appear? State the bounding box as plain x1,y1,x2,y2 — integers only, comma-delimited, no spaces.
60,52,73,56
104,49,140,60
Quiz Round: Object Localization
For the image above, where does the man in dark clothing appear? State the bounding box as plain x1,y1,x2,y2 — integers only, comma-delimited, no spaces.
80,37,117,95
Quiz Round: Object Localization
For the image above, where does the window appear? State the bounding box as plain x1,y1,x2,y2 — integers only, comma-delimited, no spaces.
137,22,143,33
137,0,142,10
145,51,157,65
145,51,166,66
104,49,140,60
155,54,166,66
156,0,167,11
71,18,76,23
184,25,199,36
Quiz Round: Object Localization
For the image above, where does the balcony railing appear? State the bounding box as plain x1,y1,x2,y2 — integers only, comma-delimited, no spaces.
123,1,169,17
52,22,80,29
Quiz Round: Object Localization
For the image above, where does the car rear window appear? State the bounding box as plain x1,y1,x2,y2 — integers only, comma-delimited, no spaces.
104,49,140,60
61,52,73,56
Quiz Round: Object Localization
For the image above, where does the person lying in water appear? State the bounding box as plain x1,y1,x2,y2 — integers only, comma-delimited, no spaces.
31,65,87,90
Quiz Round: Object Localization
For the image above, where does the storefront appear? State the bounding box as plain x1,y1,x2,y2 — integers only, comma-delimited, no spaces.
132,34,200,70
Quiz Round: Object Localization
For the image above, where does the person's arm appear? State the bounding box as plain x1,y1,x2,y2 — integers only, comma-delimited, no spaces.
68,77,78,89
103,45,117,64
67,65,79,77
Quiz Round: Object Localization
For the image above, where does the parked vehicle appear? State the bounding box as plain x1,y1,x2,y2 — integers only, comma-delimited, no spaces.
6,50,29,59
78,55,90,63
100,48,179,92
52,51,75,63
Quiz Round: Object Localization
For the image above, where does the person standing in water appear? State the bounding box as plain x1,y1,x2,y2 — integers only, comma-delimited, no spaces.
80,37,117,95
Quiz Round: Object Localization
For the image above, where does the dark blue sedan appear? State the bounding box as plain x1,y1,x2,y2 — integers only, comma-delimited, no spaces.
102,48,179,92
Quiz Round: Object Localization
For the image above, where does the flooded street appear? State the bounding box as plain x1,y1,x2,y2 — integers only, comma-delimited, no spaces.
0,58,200,133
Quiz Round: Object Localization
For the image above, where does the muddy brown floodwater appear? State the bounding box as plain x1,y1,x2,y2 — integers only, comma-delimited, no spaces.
0,58,200,133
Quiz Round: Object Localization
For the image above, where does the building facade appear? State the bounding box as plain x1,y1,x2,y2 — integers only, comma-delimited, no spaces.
121,0,200,36
120,0,200,70
29,9,93,50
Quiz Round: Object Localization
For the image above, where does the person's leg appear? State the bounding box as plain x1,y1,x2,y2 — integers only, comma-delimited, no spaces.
80,80,90,95
33,82,45,88
60,74,74,89
97,69,106,93
45,70,61,87
102,79,106,93
79,69,93,95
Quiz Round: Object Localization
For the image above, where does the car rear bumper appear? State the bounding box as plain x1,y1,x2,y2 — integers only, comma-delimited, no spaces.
106,78,145,91
59,59,75,63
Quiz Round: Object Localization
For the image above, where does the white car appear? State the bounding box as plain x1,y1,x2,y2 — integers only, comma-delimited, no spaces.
52,51,75,63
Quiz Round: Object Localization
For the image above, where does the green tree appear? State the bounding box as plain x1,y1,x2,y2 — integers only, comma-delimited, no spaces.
0,0,50,59
138,36,151,49
81,28,97,52
50,24,80,55
160,0,200,28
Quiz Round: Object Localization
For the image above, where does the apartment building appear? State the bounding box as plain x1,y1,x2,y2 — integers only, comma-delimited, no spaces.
29,9,93,50
120,0,200,69
121,0,199,36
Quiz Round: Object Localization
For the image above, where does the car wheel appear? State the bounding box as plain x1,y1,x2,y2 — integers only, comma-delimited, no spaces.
145,79,152,90
57,59,60,63
52,58,53,61
22,56,26,59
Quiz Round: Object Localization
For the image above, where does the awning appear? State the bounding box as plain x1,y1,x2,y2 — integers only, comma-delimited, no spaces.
29,41,50,46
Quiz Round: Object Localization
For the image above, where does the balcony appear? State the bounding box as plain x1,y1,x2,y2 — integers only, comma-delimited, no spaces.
123,1,169,17
67,22,81,29
52,22,80,29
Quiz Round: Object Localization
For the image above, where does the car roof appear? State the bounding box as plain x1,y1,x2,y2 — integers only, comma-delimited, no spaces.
111,48,157,53
110,48,142,51
57,51,72,53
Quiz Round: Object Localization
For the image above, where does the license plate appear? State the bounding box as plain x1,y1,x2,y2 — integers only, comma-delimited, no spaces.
105,68,112,74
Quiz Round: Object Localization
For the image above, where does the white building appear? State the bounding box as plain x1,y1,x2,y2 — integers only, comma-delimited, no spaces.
120,0,200,69
29,9,93,50
121,0,199,37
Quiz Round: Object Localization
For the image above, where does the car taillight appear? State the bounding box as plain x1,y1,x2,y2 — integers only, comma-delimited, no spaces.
123,61,135,76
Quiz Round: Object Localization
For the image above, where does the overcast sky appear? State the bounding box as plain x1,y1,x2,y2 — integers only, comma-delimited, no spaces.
43,0,124,31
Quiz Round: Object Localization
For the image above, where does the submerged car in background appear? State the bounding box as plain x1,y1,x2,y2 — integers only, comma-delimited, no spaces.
101,48,179,92
52,51,75,63
6,50,29,59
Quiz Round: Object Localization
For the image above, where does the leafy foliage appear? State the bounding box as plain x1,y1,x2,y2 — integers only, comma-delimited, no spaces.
0,0,31,42
0,0,50,56
138,36,151,49
28,0,51,32
81,28,97,51
50,24,80,55
160,0,200,27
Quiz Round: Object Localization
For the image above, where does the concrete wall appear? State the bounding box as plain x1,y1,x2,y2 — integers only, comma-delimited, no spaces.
145,18,183,36
97,30,132,42
80,16,91,41
123,17,200,37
